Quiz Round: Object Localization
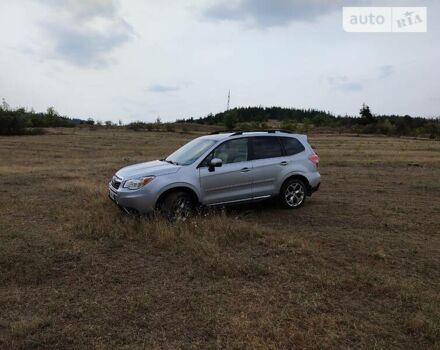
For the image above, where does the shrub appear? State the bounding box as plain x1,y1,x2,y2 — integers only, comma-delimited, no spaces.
281,120,296,131
165,123,175,132
0,114,26,135
127,122,147,131
0,112,49,136
224,111,238,130
362,124,378,134
25,128,46,136
239,122,251,130
249,121,260,129
376,119,395,136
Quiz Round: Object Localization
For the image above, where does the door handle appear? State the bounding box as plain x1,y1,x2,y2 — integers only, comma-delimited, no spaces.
280,161,288,166
240,167,251,173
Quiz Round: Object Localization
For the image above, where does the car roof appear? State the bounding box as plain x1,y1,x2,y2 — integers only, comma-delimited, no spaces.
198,131,307,142
198,133,233,141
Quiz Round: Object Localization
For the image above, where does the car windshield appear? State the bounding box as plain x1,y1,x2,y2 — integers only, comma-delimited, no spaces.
165,138,216,165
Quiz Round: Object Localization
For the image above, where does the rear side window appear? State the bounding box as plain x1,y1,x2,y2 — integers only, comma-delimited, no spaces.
281,137,305,156
251,137,283,160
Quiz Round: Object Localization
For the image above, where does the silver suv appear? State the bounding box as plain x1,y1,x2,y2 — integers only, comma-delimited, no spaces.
109,130,320,219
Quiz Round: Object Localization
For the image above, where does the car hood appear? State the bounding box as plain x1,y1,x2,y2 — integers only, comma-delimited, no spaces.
116,160,181,179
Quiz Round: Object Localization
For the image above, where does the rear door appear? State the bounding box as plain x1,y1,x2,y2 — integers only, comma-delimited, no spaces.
199,138,253,205
250,136,287,198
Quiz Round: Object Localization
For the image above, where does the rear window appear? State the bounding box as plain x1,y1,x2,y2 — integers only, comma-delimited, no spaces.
251,137,283,160
281,137,305,156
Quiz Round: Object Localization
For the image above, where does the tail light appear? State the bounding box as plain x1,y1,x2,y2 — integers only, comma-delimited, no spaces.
308,154,319,168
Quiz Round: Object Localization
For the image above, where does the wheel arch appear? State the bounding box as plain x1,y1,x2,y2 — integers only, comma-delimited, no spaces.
280,174,312,196
155,185,199,209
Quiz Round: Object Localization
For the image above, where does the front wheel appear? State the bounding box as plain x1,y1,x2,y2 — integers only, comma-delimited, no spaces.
159,191,194,221
279,179,307,209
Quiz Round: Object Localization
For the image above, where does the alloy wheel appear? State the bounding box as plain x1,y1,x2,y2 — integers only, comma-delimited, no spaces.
284,182,305,208
173,197,192,221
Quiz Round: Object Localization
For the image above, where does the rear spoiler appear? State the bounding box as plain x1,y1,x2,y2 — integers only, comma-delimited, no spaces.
296,134,308,143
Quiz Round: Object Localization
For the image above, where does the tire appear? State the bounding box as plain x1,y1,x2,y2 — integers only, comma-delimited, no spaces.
159,191,194,221
279,178,307,209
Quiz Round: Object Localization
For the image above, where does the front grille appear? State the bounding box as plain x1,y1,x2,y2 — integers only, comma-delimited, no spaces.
111,176,122,189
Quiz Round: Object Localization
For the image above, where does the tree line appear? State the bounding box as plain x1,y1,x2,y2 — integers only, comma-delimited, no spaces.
0,99,114,135
0,99,77,135
177,105,440,139
2,98,439,139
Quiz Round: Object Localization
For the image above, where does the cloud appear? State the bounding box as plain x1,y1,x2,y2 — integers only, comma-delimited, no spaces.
38,0,133,68
379,65,394,79
328,65,395,92
328,76,363,92
148,84,180,93
202,0,369,28
40,0,118,20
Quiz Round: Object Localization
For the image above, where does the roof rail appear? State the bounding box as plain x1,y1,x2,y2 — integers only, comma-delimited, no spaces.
230,129,293,136
210,130,241,135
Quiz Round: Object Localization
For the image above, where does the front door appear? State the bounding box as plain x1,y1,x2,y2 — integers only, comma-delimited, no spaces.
199,138,253,205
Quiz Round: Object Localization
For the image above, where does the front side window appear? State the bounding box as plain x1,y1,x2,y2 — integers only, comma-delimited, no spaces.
204,138,249,165
251,136,283,160
166,138,216,165
281,137,305,156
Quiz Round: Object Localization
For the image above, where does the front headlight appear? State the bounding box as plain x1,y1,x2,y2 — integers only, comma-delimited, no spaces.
123,176,155,190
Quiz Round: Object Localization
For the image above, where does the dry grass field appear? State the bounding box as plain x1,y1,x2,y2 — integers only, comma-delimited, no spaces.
1,128,439,349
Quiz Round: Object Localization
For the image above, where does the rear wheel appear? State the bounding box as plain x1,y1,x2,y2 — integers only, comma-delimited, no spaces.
279,178,307,209
159,191,194,221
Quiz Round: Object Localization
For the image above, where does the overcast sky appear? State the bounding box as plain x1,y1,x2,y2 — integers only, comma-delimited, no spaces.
0,0,439,122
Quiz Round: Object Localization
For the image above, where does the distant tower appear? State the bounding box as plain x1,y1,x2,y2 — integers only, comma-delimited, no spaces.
226,90,230,111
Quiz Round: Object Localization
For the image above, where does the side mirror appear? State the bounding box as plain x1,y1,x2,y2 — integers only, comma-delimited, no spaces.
208,158,222,172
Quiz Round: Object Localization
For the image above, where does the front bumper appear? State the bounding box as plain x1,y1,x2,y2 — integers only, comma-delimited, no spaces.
108,184,156,214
